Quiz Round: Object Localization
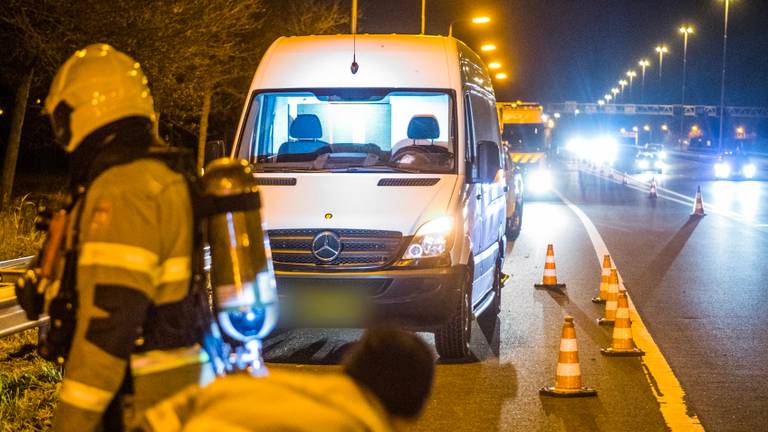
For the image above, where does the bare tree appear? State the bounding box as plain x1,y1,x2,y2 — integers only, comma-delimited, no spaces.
0,0,351,203
0,0,76,207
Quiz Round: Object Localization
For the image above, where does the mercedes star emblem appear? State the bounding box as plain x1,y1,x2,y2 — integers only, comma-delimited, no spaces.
311,231,342,262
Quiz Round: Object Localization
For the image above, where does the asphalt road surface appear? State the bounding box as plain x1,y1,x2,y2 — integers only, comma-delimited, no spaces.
263,155,767,431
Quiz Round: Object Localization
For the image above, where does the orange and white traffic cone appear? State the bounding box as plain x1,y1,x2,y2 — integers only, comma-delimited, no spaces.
601,290,645,356
534,244,566,289
540,316,597,397
591,254,612,303
692,186,705,216
649,177,658,198
597,269,619,326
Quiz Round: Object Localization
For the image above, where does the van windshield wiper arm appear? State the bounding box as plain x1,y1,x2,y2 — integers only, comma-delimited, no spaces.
255,166,331,173
334,164,424,173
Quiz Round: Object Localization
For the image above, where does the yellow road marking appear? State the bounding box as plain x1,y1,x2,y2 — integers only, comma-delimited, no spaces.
556,190,703,431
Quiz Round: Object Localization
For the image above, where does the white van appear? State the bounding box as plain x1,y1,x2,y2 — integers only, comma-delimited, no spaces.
232,34,506,359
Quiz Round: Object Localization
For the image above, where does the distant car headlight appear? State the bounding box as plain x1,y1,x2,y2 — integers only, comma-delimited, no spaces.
637,159,650,169
401,216,453,260
743,163,757,179
654,160,665,169
714,162,731,178
528,169,552,194
658,151,667,160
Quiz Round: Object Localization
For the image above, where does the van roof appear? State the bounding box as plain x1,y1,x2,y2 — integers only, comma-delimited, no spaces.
251,34,465,90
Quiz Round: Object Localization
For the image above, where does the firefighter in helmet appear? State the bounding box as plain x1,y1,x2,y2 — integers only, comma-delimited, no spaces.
44,44,211,431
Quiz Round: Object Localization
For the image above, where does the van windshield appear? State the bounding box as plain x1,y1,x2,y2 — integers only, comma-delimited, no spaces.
238,89,455,173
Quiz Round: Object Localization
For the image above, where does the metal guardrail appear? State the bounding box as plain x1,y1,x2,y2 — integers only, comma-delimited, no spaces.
0,256,49,338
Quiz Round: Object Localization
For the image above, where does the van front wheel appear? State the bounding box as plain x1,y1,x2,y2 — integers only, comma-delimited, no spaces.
434,270,472,360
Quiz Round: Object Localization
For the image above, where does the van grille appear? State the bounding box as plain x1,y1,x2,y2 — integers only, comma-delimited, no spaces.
268,229,403,270
377,178,440,187
253,177,297,186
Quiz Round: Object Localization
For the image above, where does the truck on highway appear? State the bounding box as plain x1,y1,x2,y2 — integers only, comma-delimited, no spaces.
497,101,552,203
232,34,507,359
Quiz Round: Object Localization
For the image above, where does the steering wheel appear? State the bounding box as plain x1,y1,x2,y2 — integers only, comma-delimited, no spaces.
391,145,433,165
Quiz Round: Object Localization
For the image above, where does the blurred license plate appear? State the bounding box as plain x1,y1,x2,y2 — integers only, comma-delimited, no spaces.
292,289,366,325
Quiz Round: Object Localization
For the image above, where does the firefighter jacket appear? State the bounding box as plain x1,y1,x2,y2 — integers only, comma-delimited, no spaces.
143,369,394,432
53,158,204,432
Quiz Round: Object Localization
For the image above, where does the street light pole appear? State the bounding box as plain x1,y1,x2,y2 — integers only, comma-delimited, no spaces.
626,70,637,101
448,16,490,38
638,59,650,103
718,0,731,154
655,45,668,79
679,25,694,151
421,0,426,34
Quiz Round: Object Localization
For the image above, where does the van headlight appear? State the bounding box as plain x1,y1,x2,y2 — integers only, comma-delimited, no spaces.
744,163,757,179
402,216,453,260
715,162,731,178
527,169,552,194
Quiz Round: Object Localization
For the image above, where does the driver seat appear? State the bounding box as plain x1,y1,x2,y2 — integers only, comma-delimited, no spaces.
391,115,447,154
278,114,328,155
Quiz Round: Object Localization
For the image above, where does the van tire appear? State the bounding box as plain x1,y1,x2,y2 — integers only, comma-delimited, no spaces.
505,201,523,240
434,269,472,360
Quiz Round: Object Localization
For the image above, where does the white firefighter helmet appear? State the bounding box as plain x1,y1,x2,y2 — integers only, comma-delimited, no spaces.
44,43,157,152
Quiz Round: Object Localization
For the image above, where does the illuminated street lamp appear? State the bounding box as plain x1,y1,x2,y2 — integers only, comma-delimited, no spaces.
655,44,669,79
488,61,502,69
679,25,694,150
480,43,497,52
448,16,492,37
604,94,613,103
638,59,651,102
626,70,637,99
597,100,606,106
494,72,508,80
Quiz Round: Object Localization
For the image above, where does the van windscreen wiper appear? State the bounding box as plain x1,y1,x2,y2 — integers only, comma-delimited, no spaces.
255,166,331,173
334,164,424,174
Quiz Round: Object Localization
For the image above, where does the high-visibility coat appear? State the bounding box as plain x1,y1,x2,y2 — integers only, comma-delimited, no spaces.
53,158,210,432
143,369,394,432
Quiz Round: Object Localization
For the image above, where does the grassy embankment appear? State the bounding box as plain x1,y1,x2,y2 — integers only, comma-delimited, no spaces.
1,191,65,431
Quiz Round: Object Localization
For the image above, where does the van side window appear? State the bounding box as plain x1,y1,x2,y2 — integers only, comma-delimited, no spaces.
469,93,500,146
464,93,477,179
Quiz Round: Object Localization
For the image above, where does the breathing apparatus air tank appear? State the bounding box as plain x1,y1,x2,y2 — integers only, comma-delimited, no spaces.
201,158,278,375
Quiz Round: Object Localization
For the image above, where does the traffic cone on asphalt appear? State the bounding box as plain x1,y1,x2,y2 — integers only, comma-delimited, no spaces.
540,316,597,397
692,186,705,216
649,177,658,198
622,172,628,185
601,290,645,356
591,254,612,303
534,244,566,289
597,269,620,326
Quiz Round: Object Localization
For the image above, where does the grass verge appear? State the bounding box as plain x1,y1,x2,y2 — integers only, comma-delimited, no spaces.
0,329,62,431
0,195,49,261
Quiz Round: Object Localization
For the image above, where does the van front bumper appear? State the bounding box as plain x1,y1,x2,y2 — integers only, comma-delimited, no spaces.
274,265,467,330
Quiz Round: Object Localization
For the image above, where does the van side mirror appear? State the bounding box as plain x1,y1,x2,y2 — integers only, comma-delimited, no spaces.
476,140,501,183
205,140,227,165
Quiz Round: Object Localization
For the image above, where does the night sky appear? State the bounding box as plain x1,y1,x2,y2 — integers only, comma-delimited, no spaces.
359,0,768,106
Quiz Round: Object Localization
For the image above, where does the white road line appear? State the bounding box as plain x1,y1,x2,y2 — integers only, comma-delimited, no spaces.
555,189,704,431
580,167,759,225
